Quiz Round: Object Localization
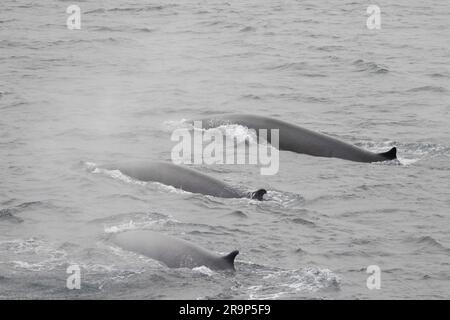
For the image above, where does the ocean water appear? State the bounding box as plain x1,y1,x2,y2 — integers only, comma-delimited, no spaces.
0,0,449,299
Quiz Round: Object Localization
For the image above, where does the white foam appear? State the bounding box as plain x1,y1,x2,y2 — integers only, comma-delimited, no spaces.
398,157,420,166
96,167,148,186
103,218,178,234
1,238,68,271
104,220,138,233
248,285,288,300
247,266,340,299
163,119,189,131
192,265,215,276
264,190,305,208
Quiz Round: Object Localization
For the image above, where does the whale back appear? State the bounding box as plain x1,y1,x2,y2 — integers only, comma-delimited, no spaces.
197,114,397,163
104,162,244,199
111,230,238,271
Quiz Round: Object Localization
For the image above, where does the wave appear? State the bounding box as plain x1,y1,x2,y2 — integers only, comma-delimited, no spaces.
176,121,260,146
315,45,345,52
107,5,169,13
240,94,262,100
240,26,256,32
0,202,37,214
0,201,49,223
85,162,146,187
0,238,68,272
163,119,190,131
222,210,248,218
90,26,156,33
0,40,24,48
301,73,328,78
90,26,122,32
0,209,23,223
0,19,16,24
89,210,173,224
84,4,178,15
268,62,308,71
132,27,156,33
103,216,177,234
289,217,316,227
84,8,107,14
352,59,389,74
245,266,340,299
428,73,449,79
260,190,305,209
48,38,121,47
355,141,449,165
189,188,305,211
407,86,447,93
410,236,450,253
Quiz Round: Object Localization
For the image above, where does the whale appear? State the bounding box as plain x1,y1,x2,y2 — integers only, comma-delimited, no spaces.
193,114,397,163
103,161,266,200
111,230,239,271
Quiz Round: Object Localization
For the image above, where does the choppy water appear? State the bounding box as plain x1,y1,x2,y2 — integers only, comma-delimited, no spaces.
1,0,449,299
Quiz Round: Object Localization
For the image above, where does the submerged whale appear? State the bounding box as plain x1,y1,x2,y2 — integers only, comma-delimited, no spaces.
194,114,397,163
103,161,266,200
111,230,239,271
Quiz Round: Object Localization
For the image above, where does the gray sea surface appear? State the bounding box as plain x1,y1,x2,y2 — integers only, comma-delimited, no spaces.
0,0,449,299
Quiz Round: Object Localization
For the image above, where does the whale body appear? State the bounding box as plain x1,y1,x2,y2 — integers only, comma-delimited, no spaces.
103,161,266,200
111,230,239,270
194,114,397,163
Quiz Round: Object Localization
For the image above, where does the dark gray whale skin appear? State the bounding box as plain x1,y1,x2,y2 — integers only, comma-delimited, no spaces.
111,230,239,271
103,161,266,200
194,114,397,163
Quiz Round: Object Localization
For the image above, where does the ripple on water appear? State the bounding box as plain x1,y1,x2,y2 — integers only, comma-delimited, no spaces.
0,201,53,223
245,266,340,299
355,141,449,165
409,236,450,254
0,238,68,272
352,59,389,74
407,86,447,93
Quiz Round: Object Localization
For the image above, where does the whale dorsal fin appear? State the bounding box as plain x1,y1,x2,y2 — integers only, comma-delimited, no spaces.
250,189,267,201
378,147,397,160
223,250,239,268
